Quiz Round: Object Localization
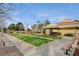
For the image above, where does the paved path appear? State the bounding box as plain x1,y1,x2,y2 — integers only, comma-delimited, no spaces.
5,33,75,56
50,37,75,56
0,33,23,56
5,33,37,56
73,40,79,56
35,37,75,56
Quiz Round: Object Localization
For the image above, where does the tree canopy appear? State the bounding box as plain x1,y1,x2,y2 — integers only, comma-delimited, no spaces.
8,23,16,31
43,19,51,26
31,19,51,33
8,22,25,31
16,22,24,31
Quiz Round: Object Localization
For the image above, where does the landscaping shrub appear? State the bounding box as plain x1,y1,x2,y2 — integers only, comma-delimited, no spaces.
64,33,74,37
3,28,7,33
52,32,61,36
10,31,13,33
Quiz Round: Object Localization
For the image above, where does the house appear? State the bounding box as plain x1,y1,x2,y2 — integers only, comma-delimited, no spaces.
43,20,79,36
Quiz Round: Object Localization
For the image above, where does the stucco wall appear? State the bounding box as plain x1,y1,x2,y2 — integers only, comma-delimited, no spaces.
45,29,51,35
61,28,76,36
45,28,79,36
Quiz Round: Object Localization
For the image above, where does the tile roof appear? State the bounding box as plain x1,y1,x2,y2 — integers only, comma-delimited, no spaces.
44,20,79,29
58,20,79,25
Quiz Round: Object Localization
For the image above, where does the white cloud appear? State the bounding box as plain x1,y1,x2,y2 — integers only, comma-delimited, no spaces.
11,17,20,21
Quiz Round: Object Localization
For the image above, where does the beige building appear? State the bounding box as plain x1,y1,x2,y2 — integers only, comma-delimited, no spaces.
43,20,79,36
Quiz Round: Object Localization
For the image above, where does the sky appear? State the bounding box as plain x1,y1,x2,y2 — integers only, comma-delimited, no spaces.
8,3,79,28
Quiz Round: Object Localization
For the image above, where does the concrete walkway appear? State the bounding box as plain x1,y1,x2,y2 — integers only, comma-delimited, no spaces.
0,33,23,56
35,37,75,56
5,34,37,56
5,33,75,56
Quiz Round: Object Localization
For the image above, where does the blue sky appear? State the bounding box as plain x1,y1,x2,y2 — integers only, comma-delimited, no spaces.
9,3,79,28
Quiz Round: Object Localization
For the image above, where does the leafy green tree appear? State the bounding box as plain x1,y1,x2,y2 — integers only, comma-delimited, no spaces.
8,23,16,31
16,22,24,31
3,27,7,33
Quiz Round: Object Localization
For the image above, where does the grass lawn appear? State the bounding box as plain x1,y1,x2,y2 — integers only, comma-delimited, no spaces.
18,32,60,40
35,35,57,39
10,33,53,47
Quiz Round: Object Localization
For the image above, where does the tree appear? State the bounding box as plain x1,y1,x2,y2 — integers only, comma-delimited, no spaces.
0,4,17,31
0,3,16,32
43,19,50,26
31,19,50,33
0,3,16,46
32,20,42,33
38,19,50,31
16,22,24,31
31,24,37,29
37,20,41,32
37,20,40,26
74,20,79,22
8,23,16,31
31,24,37,32
3,27,7,33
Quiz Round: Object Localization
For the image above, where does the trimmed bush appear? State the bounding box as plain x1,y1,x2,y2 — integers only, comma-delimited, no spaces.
64,33,74,37
52,32,61,36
